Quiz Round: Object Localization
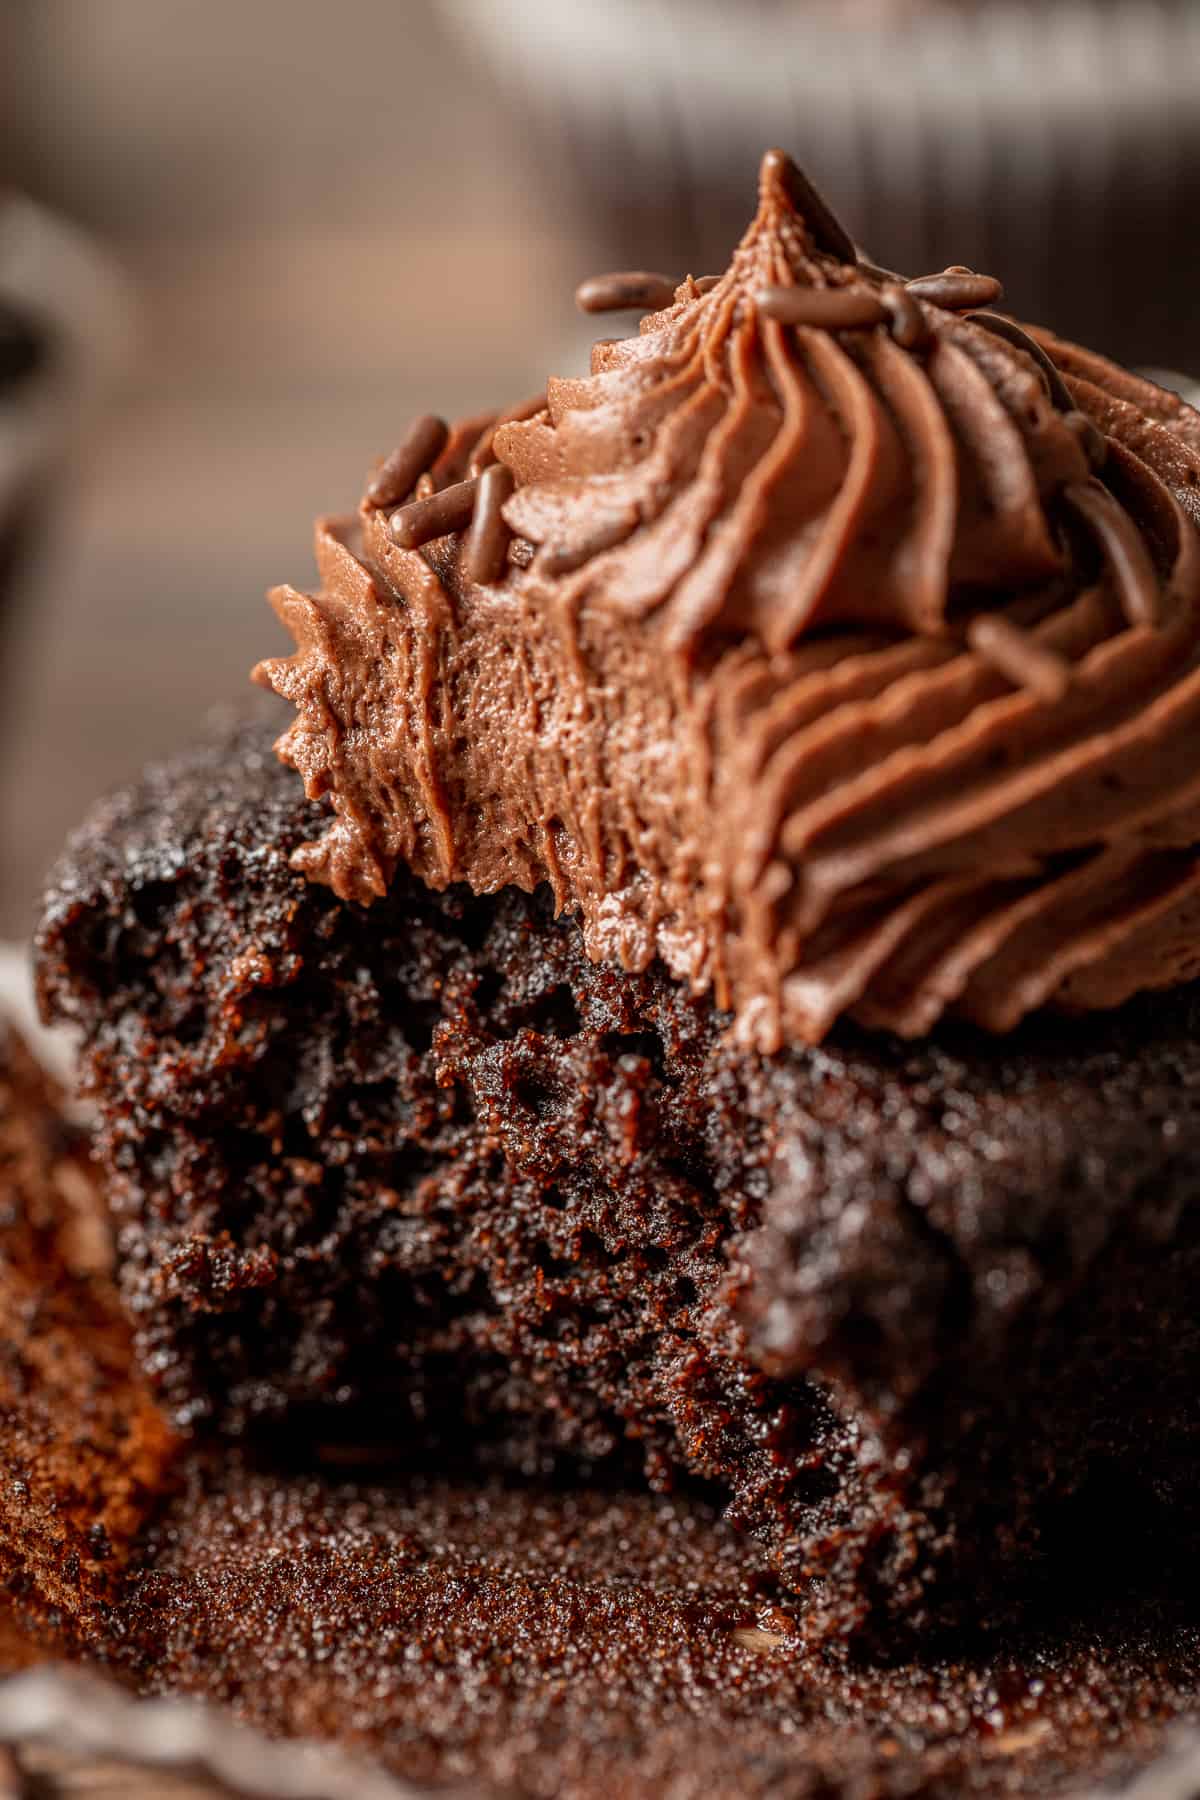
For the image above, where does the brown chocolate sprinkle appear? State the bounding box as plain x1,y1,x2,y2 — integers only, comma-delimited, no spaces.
462,462,516,586
967,613,1073,702
967,312,1077,415
756,285,887,330
540,513,636,576
1063,479,1166,628
468,392,548,476
906,269,1004,310
695,275,722,293
389,476,478,550
881,284,929,351
576,271,679,314
365,414,449,509
759,149,858,265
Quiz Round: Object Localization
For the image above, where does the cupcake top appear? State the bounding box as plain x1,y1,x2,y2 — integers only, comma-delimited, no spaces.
257,151,1200,1049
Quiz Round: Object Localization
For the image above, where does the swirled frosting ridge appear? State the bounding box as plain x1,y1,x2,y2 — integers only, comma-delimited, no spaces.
256,151,1200,1048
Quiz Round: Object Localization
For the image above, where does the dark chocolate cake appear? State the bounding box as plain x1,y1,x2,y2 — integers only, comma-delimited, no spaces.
112,1450,1200,1800
36,721,1200,1645
7,1028,1200,1796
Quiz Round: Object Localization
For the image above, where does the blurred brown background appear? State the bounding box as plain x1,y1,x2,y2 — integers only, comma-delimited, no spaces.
2,0,1198,935
0,0,576,933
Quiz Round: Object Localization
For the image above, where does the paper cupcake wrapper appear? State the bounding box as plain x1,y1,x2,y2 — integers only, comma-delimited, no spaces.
439,0,1200,368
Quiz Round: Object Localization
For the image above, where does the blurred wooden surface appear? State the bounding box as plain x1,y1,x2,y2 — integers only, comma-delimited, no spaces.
0,0,589,937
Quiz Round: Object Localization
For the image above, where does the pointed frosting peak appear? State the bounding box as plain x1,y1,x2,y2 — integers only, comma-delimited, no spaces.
491,156,1129,655
755,146,858,263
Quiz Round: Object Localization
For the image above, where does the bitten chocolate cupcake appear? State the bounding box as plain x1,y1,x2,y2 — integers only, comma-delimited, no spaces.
38,153,1200,1647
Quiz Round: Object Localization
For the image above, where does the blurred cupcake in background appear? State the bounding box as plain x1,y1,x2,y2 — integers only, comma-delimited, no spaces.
440,0,1200,371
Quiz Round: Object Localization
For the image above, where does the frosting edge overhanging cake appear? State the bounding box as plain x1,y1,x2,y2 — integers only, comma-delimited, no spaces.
256,148,1200,1052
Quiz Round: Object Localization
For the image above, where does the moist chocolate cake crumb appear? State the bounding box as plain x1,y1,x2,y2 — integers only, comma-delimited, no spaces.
35,723,1200,1645
0,1025,176,1644
116,1451,1200,1800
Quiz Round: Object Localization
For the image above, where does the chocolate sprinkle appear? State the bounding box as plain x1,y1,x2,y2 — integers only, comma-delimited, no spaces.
365,415,449,509
695,275,722,294
462,463,515,586
907,270,1004,311
1063,480,1167,629
967,613,1073,702
758,149,858,265
388,478,479,551
881,284,929,350
756,285,887,330
968,313,1077,415
576,271,679,315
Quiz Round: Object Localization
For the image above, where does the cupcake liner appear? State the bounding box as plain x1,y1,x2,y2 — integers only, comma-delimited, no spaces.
439,0,1200,368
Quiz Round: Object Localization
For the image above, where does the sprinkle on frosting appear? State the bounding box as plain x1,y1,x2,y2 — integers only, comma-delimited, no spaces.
257,150,1200,1050
462,462,515,585
576,271,680,315
906,270,1004,310
364,414,449,510
388,477,478,550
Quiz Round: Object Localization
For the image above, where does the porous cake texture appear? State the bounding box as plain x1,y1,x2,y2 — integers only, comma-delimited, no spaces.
37,724,1200,1644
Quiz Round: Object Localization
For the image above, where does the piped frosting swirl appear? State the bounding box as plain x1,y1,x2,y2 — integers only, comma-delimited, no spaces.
257,151,1200,1048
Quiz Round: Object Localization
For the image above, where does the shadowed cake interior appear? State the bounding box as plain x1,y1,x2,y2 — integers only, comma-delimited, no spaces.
7,994,1200,1797
109,1447,1200,1800
36,722,1200,1646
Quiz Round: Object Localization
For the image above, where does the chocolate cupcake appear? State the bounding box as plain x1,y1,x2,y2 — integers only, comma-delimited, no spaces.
38,155,1200,1646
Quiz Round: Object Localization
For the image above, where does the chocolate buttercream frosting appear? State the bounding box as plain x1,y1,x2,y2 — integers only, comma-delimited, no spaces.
256,151,1200,1048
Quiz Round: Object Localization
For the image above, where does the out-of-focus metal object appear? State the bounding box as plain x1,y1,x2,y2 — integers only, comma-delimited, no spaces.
0,195,135,620
439,0,1200,370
